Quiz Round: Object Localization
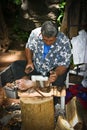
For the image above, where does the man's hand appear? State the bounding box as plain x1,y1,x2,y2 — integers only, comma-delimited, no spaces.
49,66,67,83
25,63,34,74
49,71,57,83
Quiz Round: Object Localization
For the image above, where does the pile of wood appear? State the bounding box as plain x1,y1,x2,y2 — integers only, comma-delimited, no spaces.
55,97,83,130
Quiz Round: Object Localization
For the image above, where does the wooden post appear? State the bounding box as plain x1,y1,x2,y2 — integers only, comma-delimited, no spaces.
55,116,74,130
20,97,54,130
66,97,83,130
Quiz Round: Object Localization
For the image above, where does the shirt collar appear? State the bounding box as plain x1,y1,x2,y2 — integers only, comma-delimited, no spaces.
39,33,43,40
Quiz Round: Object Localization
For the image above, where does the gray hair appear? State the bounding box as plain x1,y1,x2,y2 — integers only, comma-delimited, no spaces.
41,21,58,38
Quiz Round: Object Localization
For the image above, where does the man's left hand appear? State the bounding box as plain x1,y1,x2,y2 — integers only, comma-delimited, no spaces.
49,71,57,83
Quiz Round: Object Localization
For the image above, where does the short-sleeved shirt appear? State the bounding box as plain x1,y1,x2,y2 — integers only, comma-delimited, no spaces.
26,27,71,76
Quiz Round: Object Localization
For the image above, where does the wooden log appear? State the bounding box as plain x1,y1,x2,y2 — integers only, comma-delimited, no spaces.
20,97,54,130
66,97,83,130
55,115,74,130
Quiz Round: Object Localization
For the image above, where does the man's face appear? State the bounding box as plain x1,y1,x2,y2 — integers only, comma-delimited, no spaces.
42,35,56,45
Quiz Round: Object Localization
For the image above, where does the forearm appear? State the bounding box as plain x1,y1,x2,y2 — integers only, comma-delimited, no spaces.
49,66,67,83
25,48,33,64
55,66,67,77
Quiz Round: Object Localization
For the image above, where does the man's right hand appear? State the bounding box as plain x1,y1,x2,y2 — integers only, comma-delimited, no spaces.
25,67,33,74
25,63,34,74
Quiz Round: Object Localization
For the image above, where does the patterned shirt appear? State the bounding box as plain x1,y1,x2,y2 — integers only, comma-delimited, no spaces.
26,27,71,76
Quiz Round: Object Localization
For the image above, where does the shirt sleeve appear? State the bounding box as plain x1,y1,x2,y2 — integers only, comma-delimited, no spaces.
26,27,41,51
25,30,36,51
58,34,71,67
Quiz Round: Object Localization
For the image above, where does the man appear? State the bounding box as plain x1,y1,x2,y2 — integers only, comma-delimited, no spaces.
25,21,71,80
17,21,71,88
1,21,71,91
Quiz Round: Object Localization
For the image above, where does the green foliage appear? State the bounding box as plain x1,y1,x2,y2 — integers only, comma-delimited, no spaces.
13,24,29,42
9,0,21,5
13,0,21,5
57,0,66,26
7,0,29,42
17,31,29,42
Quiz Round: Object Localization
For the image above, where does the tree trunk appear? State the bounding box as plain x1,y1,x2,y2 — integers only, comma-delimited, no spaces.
60,0,87,38
0,3,10,52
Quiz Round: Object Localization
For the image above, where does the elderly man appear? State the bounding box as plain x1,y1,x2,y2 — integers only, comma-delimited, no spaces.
0,21,71,94
12,21,71,88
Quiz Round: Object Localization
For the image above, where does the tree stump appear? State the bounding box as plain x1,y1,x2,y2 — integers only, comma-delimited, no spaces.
20,97,54,130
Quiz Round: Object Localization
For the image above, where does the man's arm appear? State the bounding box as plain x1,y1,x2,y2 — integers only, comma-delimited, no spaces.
49,66,67,83
25,48,34,73
55,66,67,76
25,48,33,64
